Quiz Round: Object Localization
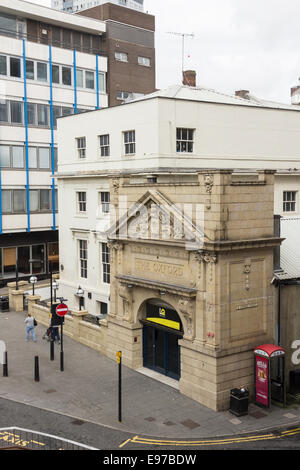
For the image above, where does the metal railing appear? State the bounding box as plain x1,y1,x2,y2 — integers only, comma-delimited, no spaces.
0,427,98,450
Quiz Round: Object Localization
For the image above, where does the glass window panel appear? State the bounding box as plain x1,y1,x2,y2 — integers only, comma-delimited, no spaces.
17,246,30,275
2,190,11,213
76,69,84,88
98,73,106,92
0,13,17,36
54,147,58,172
52,106,61,127
37,62,47,82
61,107,73,116
10,57,21,78
10,101,23,123
13,190,26,212
40,189,51,211
28,147,37,168
31,244,45,274
73,31,81,50
52,64,60,84
39,147,50,169
26,60,34,80
12,146,24,168
62,66,71,86
27,103,36,126
0,145,10,167
29,190,39,212
0,101,9,122
85,71,94,89
0,55,7,75
37,104,49,126
62,29,71,48
52,27,61,46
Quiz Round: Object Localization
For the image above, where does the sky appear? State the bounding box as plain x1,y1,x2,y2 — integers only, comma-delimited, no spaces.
28,0,300,104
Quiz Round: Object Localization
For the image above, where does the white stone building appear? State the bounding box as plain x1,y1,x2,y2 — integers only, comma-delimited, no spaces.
56,83,300,316
0,0,107,283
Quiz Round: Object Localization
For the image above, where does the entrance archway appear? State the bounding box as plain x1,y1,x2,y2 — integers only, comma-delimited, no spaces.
141,299,183,380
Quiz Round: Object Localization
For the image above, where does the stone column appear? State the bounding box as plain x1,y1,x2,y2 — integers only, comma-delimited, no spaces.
27,295,41,316
7,281,29,311
70,309,88,340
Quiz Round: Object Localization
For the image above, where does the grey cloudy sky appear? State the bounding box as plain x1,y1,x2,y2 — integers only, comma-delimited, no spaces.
29,0,300,103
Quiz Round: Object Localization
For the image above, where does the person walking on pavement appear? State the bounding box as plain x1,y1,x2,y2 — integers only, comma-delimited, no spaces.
25,313,37,342
51,326,60,344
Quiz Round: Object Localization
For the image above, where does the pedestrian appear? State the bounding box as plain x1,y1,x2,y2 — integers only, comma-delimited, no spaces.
51,326,60,344
24,313,37,342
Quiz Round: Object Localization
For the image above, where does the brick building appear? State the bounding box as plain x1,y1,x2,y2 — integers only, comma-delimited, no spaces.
77,2,156,106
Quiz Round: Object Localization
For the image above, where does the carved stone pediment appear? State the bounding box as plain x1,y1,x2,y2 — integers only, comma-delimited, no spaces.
107,190,205,249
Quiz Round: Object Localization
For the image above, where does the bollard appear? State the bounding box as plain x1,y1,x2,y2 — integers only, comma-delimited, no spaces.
3,351,8,377
50,340,54,361
34,356,39,382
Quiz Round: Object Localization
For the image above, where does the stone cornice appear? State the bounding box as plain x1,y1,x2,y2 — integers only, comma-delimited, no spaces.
116,274,197,297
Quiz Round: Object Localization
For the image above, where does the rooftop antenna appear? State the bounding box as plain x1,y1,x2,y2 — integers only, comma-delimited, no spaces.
167,31,195,76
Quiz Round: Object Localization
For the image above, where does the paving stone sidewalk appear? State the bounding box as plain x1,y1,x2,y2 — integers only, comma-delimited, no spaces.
0,309,300,439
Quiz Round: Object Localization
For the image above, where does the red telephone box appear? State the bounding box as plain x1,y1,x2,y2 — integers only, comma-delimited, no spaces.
254,344,286,408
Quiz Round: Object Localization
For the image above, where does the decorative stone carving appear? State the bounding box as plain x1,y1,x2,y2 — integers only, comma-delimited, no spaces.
204,174,214,194
243,258,251,291
107,241,123,265
118,283,133,322
178,296,195,340
198,251,217,282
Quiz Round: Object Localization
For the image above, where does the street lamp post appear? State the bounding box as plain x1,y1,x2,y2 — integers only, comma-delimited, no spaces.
76,286,84,311
52,280,59,303
29,276,37,296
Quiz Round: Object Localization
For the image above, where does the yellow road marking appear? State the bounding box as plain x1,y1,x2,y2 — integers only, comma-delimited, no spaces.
120,427,300,448
119,439,131,448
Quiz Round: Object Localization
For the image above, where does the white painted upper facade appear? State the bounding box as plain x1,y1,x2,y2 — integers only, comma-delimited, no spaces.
57,84,300,175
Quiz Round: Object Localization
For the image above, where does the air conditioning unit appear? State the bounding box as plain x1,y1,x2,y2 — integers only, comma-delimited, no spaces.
42,29,48,36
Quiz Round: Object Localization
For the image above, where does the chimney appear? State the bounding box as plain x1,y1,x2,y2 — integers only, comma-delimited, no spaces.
235,90,250,100
183,70,196,87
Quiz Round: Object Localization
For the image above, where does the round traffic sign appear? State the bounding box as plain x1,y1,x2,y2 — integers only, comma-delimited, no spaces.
56,303,68,317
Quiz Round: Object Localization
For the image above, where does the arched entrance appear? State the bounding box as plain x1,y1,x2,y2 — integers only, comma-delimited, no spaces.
141,299,183,380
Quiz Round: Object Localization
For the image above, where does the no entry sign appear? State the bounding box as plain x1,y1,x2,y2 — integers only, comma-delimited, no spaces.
56,303,68,317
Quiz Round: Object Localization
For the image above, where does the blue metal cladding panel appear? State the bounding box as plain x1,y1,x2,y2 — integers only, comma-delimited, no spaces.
22,39,30,232
96,55,100,110
49,45,56,231
73,49,78,114
0,166,2,234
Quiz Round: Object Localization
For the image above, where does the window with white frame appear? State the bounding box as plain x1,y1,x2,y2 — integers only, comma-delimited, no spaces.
283,191,297,212
99,134,110,157
123,130,136,155
79,239,88,279
176,128,194,153
76,137,86,159
115,51,128,62
101,243,110,284
100,192,110,214
77,191,87,213
138,56,151,67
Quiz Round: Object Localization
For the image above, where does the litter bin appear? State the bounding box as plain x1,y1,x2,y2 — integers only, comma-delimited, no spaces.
0,296,9,312
229,388,249,416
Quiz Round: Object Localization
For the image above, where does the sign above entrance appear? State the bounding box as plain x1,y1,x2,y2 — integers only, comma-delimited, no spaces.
145,303,182,333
